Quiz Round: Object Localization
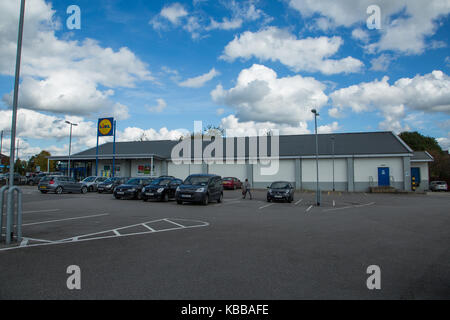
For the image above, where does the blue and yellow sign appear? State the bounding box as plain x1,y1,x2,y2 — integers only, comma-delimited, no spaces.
98,118,114,136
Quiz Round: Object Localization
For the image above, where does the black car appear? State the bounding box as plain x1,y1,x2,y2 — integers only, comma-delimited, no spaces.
113,177,153,200
97,177,129,193
176,174,223,205
142,177,183,202
267,181,294,203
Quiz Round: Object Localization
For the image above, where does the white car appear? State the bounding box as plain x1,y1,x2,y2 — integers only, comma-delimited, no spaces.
81,176,108,192
430,181,448,192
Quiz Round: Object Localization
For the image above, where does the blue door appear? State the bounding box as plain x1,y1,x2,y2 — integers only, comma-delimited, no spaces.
378,167,390,186
411,167,420,191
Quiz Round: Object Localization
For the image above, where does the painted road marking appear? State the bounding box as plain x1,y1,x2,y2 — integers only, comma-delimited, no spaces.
23,209,61,214
21,213,109,227
259,203,274,210
0,218,209,252
323,202,376,212
294,199,303,206
306,205,313,213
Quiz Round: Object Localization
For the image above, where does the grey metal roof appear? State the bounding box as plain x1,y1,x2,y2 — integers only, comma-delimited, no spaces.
411,151,434,162
49,131,413,161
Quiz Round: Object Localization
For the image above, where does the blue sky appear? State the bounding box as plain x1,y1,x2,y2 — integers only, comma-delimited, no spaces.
0,0,449,158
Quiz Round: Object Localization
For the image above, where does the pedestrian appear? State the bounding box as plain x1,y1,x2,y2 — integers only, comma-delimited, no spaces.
242,178,252,200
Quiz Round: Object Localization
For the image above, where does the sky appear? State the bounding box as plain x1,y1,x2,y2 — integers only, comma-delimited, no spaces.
0,0,449,160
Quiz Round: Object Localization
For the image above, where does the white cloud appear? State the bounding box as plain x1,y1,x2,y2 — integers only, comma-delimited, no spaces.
318,121,340,134
370,54,394,71
0,0,152,115
289,0,450,55
179,68,220,88
437,134,450,152
119,127,187,142
220,27,364,74
211,64,328,125
351,28,369,43
148,99,167,113
330,70,450,132
160,3,188,25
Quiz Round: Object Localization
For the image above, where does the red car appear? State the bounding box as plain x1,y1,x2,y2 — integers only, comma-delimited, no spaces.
222,177,242,190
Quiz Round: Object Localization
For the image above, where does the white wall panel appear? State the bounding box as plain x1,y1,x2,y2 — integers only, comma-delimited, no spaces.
354,157,403,182
302,159,347,182
253,159,295,182
208,163,247,180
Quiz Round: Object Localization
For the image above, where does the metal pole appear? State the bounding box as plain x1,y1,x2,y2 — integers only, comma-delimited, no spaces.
95,134,99,176
68,124,72,177
313,111,320,206
9,0,26,189
112,120,116,178
16,138,20,160
332,137,335,192
0,130,3,157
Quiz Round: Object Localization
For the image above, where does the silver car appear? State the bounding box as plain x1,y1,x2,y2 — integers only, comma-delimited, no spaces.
81,176,108,192
430,181,448,192
38,176,88,194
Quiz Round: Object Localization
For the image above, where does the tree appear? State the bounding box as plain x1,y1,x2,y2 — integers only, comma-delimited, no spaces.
399,131,450,181
27,150,57,172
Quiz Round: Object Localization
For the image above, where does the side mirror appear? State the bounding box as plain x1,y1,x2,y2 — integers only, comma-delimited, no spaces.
266,186,270,189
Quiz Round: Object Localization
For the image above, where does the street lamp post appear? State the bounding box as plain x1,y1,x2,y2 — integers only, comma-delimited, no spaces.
65,121,78,178
311,109,320,206
331,136,335,192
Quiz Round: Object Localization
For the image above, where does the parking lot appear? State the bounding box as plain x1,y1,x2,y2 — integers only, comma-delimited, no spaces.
1,186,449,299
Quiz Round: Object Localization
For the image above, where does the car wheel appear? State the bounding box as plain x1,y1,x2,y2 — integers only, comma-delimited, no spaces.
177,200,183,205
81,186,88,194
163,193,169,202
287,196,292,203
217,193,223,203
233,185,236,190
137,191,142,200
267,197,271,202
28,181,33,186
40,191,47,194
56,186,63,194
202,194,209,206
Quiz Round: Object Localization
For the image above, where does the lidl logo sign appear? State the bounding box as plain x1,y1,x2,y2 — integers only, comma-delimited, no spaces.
98,118,114,136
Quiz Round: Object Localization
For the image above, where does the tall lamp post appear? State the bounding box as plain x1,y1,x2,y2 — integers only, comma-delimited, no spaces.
65,121,78,178
311,109,320,206
331,136,335,192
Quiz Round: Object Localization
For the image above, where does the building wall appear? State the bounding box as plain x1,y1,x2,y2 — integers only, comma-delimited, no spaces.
253,159,296,187
96,160,129,178
353,157,403,191
168,163,203,180
208,163,247,181
411,161,430,191
301,158,348,191
131,159,162,177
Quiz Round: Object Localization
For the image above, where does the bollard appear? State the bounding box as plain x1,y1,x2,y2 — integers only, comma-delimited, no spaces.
0,185,9,243
5,186,22,244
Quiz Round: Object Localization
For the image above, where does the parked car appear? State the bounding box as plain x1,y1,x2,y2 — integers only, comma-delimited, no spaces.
222,177,242,190
142,177,183,202
81,176,108,192
113,177,153,200
267,181,295,203
97,177,129,193
176,174,223,205
28,172,62,185
0,173,27,185
38,175,88,194
430,181,448,192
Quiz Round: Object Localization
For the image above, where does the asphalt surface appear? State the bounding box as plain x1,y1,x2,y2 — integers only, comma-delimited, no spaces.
0,186,449,299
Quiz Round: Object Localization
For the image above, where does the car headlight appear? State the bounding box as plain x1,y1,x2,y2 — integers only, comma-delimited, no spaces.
106,184,112,188
285,190,290,194
157,188,164,193
142,187,146,192
268,189,273,193
176,186,180,192
195,187,205,193
129,188,136,192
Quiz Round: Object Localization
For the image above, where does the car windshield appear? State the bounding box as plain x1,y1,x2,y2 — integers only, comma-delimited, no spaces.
97,177,107,182
151,178,171,186
223,177,233,181
83,177,96,182
435,181,446,185
126,178,141,185
270,182,289,189
184,176,210,186
103,178,114,183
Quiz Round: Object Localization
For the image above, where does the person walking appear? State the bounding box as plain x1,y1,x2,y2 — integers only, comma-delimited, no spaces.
242,178,252,200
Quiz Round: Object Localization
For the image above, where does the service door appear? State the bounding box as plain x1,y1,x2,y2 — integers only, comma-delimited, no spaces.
378,167,390,186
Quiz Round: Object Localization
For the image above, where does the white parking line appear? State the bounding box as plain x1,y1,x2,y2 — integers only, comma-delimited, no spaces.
306,205,313,213
259,203,274,210
21,213,109,227
294,199,303,206
23,209,61,214
163,219,186,228
323,202,375,212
